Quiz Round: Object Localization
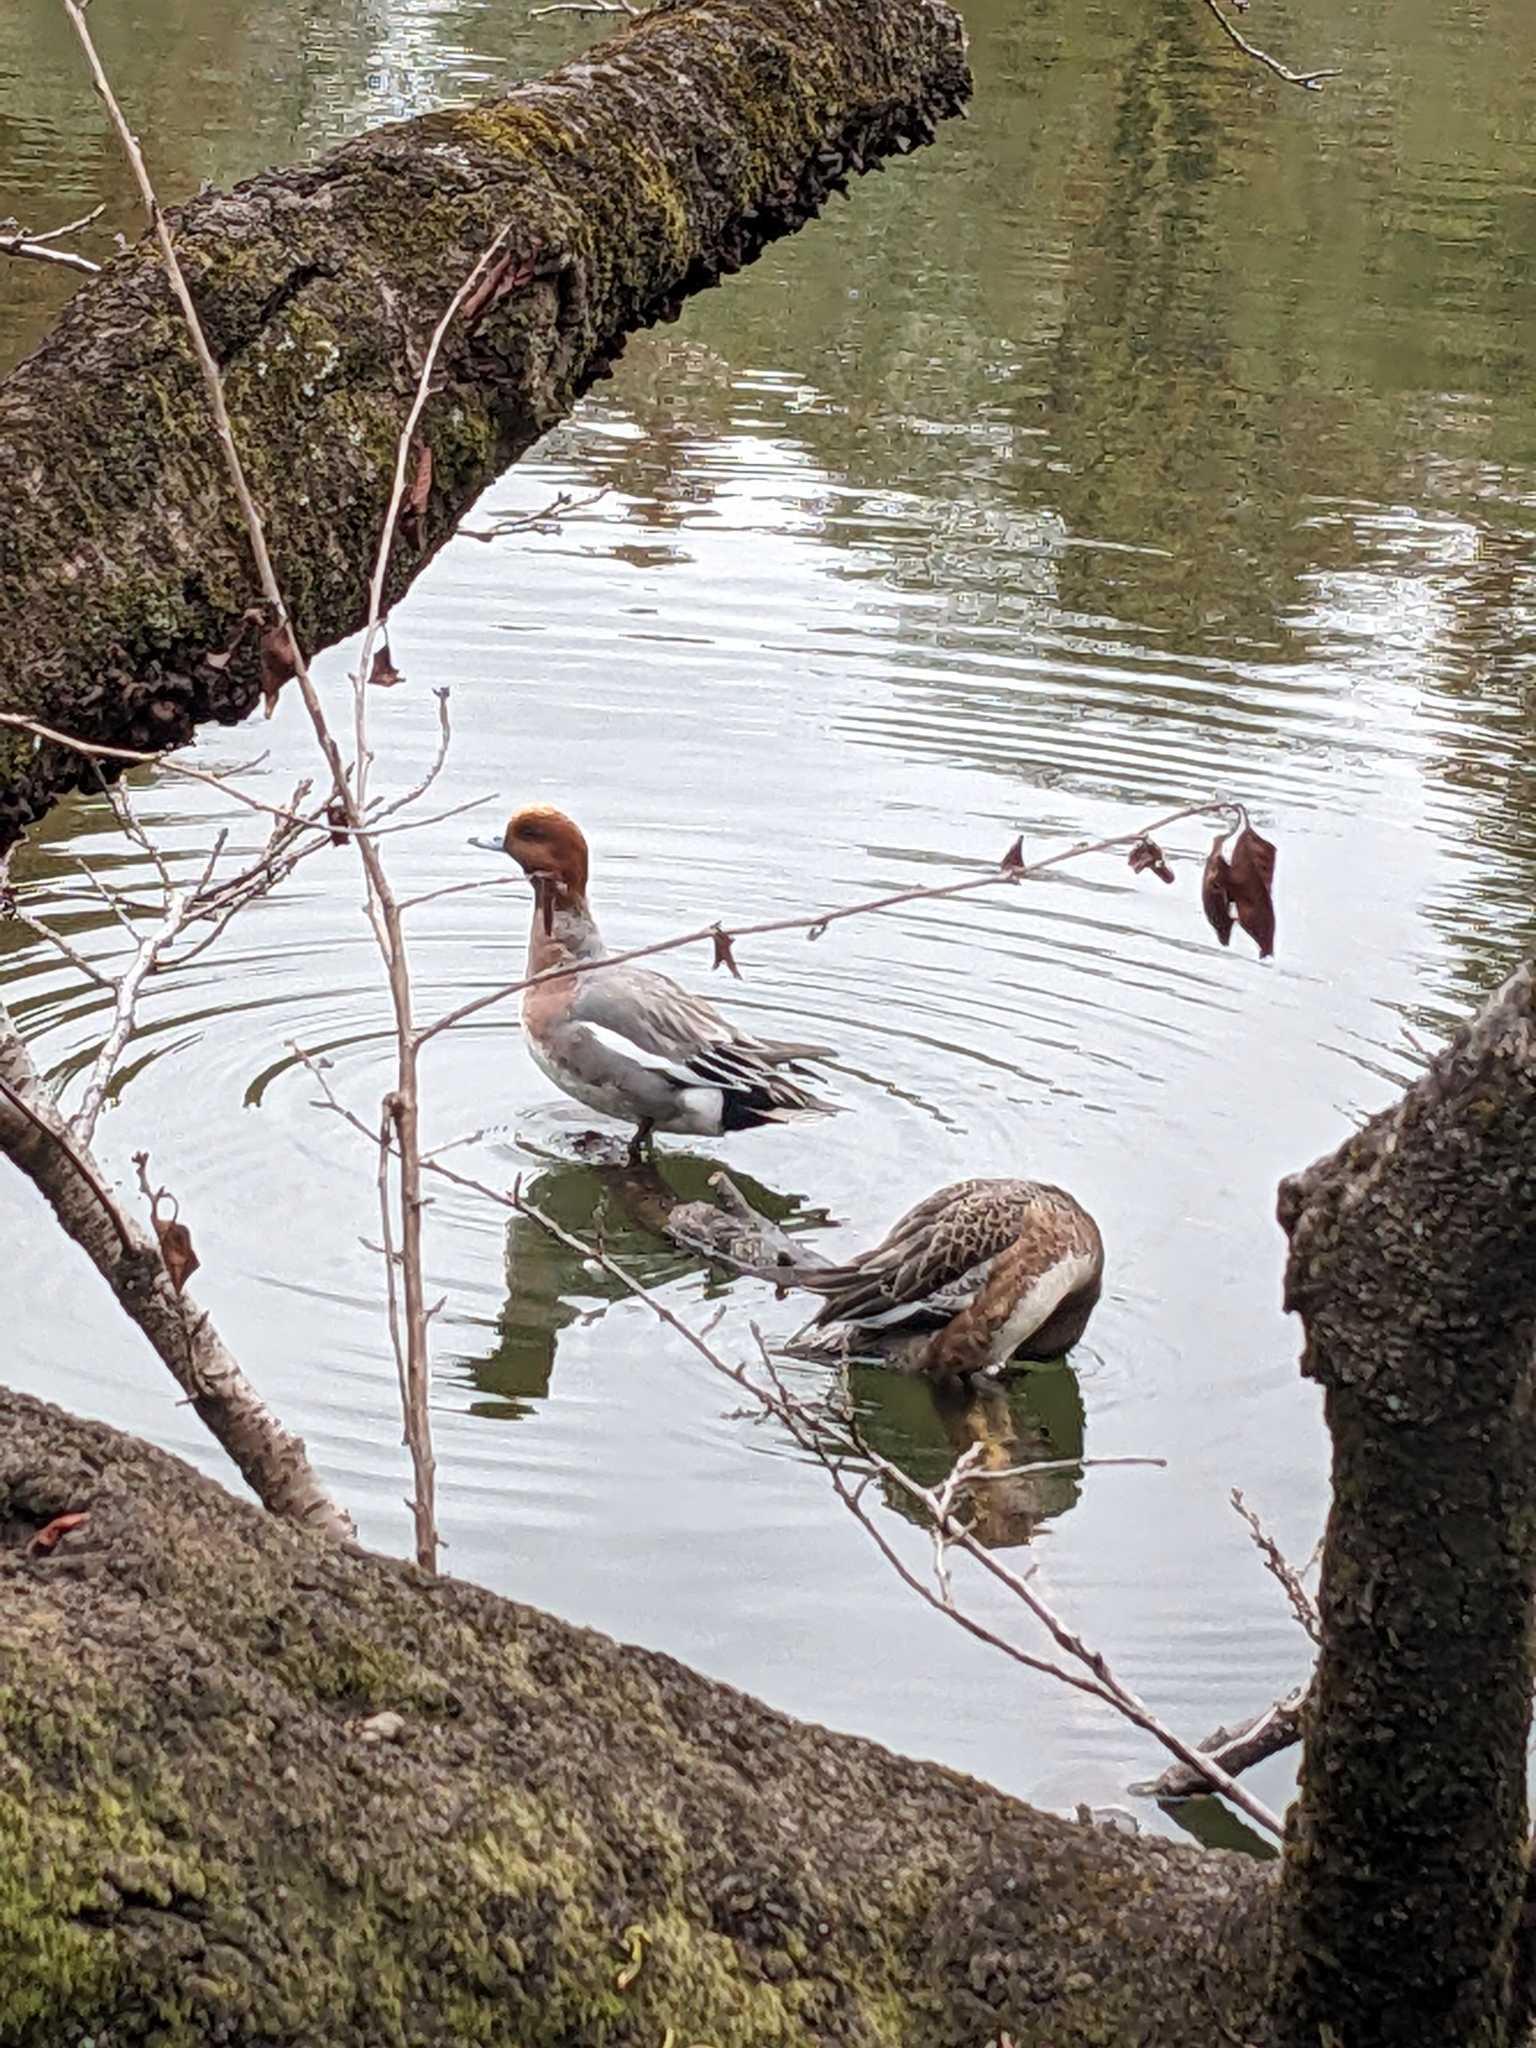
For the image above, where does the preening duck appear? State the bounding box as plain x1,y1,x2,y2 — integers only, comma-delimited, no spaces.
776,1177,1103,1377
486,805,837,1160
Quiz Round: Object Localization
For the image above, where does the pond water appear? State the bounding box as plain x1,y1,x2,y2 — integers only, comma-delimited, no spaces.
4,0,1536,1843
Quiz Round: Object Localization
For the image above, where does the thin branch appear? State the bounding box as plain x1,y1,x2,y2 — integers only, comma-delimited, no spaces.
0,204,105,274
1198,0,1340,90
60,0,440,1568
416,798,1246,1046
530,1,638,17
457,485,607,541
1231,1487,1320,1643
352,228,512,808
67,882,193,1150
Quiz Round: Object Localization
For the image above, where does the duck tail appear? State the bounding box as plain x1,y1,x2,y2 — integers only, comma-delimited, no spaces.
718,1076,840,1133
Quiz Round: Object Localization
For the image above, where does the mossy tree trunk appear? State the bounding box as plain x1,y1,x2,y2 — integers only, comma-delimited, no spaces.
0,0,970,851
1269,960,1536,2047
0,1388,1277,2048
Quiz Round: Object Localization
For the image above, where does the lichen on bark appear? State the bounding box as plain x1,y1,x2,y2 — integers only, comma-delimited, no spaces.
0,1388,1274,2047
0,0,972,851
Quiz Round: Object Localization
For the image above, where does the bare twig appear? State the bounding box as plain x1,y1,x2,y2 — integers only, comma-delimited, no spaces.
1231,1488,1320,1643
530,0,638,17
457,486,607,541
1198,0,1340,90
68,880,193,1150
60,0,441,1568
0,203,105,274
417,798,1249,1046
351,229,512,808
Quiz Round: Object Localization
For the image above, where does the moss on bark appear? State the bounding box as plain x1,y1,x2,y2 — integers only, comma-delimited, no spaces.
0,1388,1273,2046
0,0,972,850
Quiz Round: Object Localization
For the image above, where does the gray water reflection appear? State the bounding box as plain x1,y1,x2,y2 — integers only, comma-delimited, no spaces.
4,0,1536,1826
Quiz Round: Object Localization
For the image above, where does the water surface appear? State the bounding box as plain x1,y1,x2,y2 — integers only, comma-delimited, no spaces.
4,0,1536,1832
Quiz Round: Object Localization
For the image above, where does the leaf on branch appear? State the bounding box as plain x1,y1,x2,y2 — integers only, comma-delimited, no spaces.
28,1511,89,1557
1227,823,1277,958
368,639,404,689
260,621,300,717
1000,836,1025,874
401,443,433,551
1128,837,1174,884
710,926,742,979
1201,833,1234,947
460,250,537,334
153,1214,201,1295
325,800,349,847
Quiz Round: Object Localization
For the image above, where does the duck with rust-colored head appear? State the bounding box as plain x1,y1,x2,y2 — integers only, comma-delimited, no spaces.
487,805,837,1160
776,1177,1103,1378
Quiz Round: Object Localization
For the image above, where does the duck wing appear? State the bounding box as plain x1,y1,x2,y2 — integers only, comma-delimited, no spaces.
567,965,835,1105
796,1179,1093,1329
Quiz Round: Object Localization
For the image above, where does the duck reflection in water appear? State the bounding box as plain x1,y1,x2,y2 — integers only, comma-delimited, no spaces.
463,1153,1097,1551
460,1149,824,1421
849,1360,1087,1550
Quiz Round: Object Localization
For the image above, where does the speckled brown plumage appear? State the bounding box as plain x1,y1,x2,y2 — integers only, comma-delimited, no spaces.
786,1178,1104,1376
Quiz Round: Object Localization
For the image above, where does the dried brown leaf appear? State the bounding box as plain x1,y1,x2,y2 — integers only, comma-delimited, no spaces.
153,1214,200,1295
1201,834,1234,947
1001,836,1025,873
259,621,299,718
1128,837,1175,885
710,926,742,979
401,443,433,550
1228,822,1277,958
325,800,349,848
368,641,403,689
28,1511,88,1557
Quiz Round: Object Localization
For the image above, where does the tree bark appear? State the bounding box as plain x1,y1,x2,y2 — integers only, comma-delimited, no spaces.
0,1386,1276,2047
1269,961,1536,2047
0,0,970,852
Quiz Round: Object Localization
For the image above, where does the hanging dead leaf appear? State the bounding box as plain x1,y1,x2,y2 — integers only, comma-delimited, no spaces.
710,926,742,979
1201,833,1234,947
400,443,433,550
153,1214,200,1295
368,640,403,688
461,251,538,334
1001,836,1025,873
1128,837,1175,885
28,1511,89,1557
1227,822,1277,958
260,621,299,717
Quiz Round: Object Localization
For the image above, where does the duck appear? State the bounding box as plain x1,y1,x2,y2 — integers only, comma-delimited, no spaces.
769,1178,1103,1377
485,805,837,1160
